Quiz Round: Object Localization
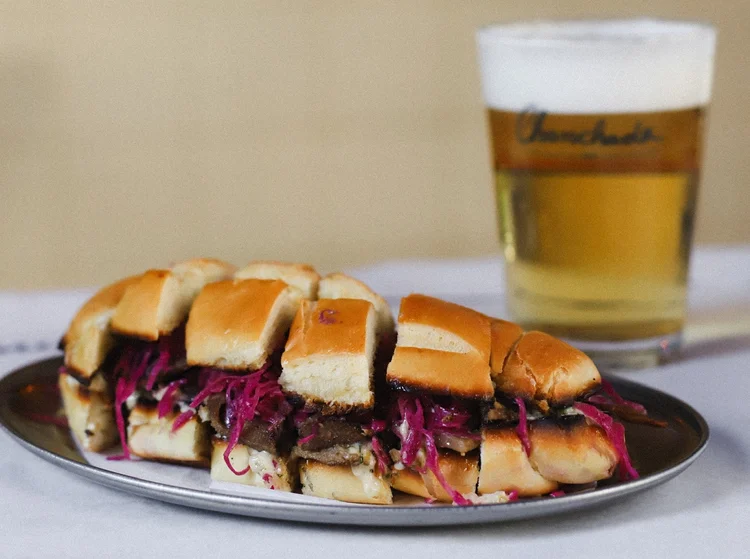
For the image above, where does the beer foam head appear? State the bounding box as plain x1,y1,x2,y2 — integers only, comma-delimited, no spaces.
476,19,716,114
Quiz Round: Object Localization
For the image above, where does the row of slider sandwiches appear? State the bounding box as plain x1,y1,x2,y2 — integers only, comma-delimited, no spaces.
59,258,642,505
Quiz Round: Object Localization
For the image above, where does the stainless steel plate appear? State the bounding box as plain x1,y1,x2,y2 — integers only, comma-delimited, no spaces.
0,357,709,526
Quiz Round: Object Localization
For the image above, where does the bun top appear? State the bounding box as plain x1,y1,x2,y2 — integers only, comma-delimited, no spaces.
111,258,235,341
496,331,601,406
386,346,494,400
489,319,524,379
280,298,377,409
317,273,394,339
63,275,142,378
186,278,299,371
282,298,376,363
396,294,491,361
235,261,320,300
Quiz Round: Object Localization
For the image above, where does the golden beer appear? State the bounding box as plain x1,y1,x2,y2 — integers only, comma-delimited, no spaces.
477,20,716,366
490,107,703,341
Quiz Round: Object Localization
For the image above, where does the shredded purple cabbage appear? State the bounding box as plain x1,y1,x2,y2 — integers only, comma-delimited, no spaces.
514,397,531,456
391,394,477,505
172,362,292,476
157,378,186,419
111,329,186,459
574,402,639,481
592,378,648,415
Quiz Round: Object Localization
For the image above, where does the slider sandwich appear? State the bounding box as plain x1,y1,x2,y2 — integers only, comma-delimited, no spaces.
179,262,319,490
386,295,640,504
386,294,492,505
478,327,638,497
59,275,142,451
109,258,236,464
280,274,395,505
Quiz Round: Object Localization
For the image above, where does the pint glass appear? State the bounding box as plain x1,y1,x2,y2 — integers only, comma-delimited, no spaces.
476,20,716,368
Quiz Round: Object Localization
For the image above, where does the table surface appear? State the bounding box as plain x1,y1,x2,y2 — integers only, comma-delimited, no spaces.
1,247,749,559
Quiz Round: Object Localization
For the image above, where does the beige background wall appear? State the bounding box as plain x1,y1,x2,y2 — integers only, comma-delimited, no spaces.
1,1,747,289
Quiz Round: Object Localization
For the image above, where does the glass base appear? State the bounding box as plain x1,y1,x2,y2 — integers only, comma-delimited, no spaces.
561,333,682,370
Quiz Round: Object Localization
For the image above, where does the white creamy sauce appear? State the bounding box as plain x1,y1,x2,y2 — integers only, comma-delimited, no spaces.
461,491,512,505
345,443,375,466
153,385,169,401
125,391,140,410
351,464,381,498
558,406,583,417
396,420,409,440
176,401,192,414
247,449,283,488
65,375,80,389
197,405,210,422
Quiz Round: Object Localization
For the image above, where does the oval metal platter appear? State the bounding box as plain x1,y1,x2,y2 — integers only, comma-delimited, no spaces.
0,357,709,526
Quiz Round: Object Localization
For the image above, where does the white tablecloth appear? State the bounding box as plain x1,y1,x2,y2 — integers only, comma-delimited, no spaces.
1,247,749,558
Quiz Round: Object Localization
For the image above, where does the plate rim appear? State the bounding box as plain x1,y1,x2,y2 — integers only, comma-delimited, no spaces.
0,356,710,526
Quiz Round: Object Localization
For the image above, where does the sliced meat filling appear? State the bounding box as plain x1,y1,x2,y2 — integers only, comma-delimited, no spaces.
205,393,284,454
292,442,374,466
296,415,369,452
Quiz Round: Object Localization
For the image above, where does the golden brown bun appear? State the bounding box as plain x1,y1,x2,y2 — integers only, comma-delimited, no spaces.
127,405,211,466
58,371,118,452
478,419,618,493
111,258,235,341
478,428,559,496
497,331,601,406
489,319,524,378
280,298,376,409
391,452,479,503
235,261,320,300
63,275,142,378
186,278,299,370
396,294,491,362
528,419,618,484
386,346,493,400
210,440,296,491
317,273,395,338
299,460,393,505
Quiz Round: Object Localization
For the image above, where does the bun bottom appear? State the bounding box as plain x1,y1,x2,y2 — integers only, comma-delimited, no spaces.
299,460,392,505
390,451,479,503
211,440,296,491
479,421,618,496
127,405,210,466
58,371,117,452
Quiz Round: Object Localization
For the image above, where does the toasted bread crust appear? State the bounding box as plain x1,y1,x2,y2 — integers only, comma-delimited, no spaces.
391,451,479,502
186,278,298,369
528,419,618,484
489,319,524,378
111,270,169,340
210,440,296,491
299,460,393,505
478,428,559,496
318,273,395,337
386,346,494,400
497,331,601,405
282,298,374,361
280,298,376,410
478,419,618,493
58,371,118,452
111,258,235,341
397,294,491,361
235,261,320,300
63,275,142,378
127,406,211,467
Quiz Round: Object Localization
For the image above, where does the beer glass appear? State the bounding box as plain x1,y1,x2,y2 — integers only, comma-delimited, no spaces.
476,20,716,368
